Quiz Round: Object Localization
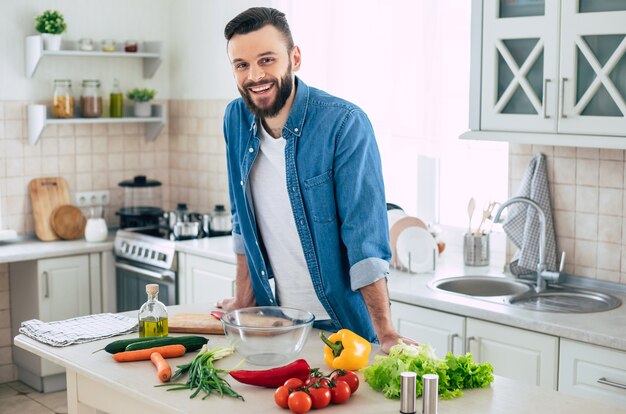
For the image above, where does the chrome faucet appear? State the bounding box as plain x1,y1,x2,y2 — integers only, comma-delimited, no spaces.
492,196,562,292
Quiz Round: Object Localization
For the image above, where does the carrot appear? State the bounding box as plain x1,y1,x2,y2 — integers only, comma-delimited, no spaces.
150,352,171,382
112,344,186,362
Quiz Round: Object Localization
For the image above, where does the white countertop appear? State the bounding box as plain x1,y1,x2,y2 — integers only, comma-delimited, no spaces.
0,233,115,264
13,303,626,414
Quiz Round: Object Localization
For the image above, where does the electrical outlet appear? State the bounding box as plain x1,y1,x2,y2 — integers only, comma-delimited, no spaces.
75,190,110,207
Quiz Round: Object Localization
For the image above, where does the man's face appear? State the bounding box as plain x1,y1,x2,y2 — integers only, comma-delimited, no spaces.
227,25,300,118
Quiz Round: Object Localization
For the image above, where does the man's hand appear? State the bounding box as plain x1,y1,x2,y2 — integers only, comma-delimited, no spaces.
359,277,418,354
216,297,245,311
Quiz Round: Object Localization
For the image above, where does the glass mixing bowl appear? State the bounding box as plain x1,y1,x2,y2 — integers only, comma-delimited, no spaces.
221,306,314,366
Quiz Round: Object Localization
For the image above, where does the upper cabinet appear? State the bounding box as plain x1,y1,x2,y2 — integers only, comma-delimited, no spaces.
463,0,626,148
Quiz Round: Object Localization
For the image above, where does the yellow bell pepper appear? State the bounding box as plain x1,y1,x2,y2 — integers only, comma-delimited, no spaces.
320,329,371,371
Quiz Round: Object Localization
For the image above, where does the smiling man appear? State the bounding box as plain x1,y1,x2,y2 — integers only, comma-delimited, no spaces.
218,7,409,353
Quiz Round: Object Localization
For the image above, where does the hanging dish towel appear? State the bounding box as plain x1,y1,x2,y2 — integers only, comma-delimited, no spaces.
19,313,138,347
502,153,557,276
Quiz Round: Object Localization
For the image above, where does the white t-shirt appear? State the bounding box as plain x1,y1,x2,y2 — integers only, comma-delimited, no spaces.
249,123,330,321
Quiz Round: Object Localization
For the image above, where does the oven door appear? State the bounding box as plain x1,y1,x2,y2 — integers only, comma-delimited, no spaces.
115,259,177,312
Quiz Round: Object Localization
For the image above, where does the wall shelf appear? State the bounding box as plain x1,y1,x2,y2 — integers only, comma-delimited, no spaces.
25,35,163,79
27,104,167,145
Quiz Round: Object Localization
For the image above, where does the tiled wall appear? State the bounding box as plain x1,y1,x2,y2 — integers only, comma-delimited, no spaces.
0,98,231,383
509,144,626,284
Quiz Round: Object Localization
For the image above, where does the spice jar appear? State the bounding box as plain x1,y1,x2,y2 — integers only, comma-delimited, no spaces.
124,40,138,53
52,79,74,118
80,80,102,118
79,38,94,51
101,39,116,52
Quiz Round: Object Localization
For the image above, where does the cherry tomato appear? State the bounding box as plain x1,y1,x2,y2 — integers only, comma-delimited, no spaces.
305,377,330,388
288,391,312,414
284,377,304,392
332,370,359,393
274,385,290,409
308,386,331,409
330,380,352,404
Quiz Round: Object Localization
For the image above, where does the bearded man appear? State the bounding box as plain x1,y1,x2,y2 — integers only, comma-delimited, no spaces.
218,7,411,353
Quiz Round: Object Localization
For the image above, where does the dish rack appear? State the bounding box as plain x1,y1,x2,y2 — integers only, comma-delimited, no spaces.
391,247,437,274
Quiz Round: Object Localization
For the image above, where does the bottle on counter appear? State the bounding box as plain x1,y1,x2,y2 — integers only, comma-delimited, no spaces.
138,284,168,337
80,79,102,118
110,79,124,118
52,79,74,118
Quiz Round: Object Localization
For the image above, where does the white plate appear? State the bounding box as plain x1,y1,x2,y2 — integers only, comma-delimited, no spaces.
396,226,437,273
387,209,407,232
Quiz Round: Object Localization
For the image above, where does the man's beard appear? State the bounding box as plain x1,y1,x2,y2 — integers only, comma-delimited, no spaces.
239,65,294,119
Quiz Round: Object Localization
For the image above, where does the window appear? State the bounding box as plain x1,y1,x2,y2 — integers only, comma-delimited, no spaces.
275,0,509,228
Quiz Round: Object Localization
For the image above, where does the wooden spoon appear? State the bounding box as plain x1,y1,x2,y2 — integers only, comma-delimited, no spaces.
467,198,476,235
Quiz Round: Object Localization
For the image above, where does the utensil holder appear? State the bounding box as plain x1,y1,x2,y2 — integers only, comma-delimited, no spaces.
464,233,489,266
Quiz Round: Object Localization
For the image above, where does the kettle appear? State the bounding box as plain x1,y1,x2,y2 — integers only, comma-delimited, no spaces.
209,205,232,237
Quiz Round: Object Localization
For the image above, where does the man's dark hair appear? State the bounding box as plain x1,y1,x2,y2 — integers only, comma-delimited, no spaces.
224,7,294,50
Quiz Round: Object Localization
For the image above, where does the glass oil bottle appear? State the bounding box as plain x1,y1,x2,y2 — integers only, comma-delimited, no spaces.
138,284,168,337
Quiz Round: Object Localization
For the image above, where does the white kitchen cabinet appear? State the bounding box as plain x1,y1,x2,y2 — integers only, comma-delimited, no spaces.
9,253,102,392
178,253,236,306
466,318,559,390
390,300,465,357
559,339,626,409
465,0,626,148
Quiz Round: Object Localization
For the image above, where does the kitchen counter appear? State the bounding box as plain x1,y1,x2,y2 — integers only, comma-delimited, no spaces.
176,236,626,353
13,303,626,414
0,232,115,264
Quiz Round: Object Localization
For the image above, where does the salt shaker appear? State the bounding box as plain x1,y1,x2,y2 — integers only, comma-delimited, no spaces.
400,371,417,414
422,374,439,414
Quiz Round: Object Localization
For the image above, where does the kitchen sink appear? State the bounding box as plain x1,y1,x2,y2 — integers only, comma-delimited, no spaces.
429,276,622,313
430,276,532,297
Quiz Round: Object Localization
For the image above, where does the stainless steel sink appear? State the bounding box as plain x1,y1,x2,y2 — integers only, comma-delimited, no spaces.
430,276,532,297
509,287,622,313
429,276,622,313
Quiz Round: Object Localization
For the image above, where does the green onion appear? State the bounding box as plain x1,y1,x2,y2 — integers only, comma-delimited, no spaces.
158,345,244,401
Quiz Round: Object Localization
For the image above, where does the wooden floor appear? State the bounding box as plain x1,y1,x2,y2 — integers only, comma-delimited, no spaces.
0,381,67,414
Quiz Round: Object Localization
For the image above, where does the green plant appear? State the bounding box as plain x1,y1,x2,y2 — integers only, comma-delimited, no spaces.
127,88,157,102
35,10,67,35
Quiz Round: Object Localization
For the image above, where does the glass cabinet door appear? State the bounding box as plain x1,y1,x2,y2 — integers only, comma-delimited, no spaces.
481,0,559,132
559,1,626,136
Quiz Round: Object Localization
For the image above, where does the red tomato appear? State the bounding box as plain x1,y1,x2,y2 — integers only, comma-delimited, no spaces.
288,391,312,414
305,377,330,388
274,385,290,409
332,370,359,393
331,380,351,404
308,386,331,409
284,377,304,392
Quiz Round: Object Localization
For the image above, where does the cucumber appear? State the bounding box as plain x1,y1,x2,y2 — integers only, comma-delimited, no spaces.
104,336,163,354
124,335,208,352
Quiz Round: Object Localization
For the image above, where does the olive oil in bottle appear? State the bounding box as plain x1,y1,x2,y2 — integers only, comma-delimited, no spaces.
109,78,124,118
138,284,168,337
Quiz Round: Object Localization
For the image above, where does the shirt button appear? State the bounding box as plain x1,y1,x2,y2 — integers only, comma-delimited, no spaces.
291,186,296,192
248,147,254,153
261,270,265,276
294,128,299,132
240,180,244,186
299,220,304,225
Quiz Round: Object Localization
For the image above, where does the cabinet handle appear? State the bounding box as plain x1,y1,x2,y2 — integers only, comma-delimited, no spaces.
598,377,626,390
43,271,49,298
466,336,477,355
559,77,568,118
542,79,551,118
448,333,460,355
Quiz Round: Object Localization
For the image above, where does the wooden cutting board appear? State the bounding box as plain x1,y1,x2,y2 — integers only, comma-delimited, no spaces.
29,177,71,241
51,205,86,240
169,313,225,335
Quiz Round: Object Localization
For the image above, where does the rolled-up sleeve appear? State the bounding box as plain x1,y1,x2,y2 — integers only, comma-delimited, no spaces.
350,257,389,291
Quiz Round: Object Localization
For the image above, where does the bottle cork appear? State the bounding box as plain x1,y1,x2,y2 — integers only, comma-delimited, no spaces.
146,284,159,295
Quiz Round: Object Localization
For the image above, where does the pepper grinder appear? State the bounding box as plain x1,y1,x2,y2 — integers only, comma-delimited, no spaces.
400,372,417,414
422,374,439,414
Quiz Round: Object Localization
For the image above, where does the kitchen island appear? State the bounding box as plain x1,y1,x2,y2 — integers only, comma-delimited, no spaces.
14,304,626,414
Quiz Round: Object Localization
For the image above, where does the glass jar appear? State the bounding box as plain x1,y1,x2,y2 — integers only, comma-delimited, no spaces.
101,39,116,52
124,40,138,53
52,79,74,118
80,80,102,118
138,284,168,337
79,38,94,51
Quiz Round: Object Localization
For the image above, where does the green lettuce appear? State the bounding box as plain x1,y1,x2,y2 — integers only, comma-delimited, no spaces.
363,342,494,400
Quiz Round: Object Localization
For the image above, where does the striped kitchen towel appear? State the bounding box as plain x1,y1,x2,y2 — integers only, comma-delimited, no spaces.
503,153,557,276
19,313,138,347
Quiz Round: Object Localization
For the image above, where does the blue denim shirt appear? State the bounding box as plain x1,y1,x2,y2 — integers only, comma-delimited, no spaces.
223,77,391,342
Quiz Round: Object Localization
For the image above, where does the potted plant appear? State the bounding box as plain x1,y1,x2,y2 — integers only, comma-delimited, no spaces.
35,10,67,51
127,88,157,117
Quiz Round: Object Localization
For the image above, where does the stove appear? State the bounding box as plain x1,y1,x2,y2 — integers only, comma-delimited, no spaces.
113,226,178,312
